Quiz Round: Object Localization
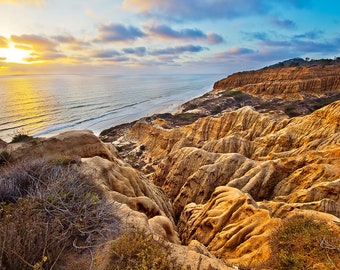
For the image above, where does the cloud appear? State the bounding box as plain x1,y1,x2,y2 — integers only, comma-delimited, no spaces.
216,47,256,58
236,30,340,64
52,34,91,50
97,23,145,42
0,36,8,48
291,40,338,53
270,17,296,29
24,51,65,62
294,30,323,40
110,56,130,62
93,50,121,58
122,0,311,21
0,57,6,61
11,34,57,52
0,0,44,5
150,45,207,56
52,35,77,43
213,47,296,65
92,49,132,62
147,24,224,44
14,44,33,50
206,33,224,44
123,47,147,56
259,31,338,54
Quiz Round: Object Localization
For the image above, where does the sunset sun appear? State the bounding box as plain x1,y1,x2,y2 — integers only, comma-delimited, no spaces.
0,43,32,64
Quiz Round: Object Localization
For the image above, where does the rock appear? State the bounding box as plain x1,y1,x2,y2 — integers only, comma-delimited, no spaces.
3,61,340,269
101,98,340,268
178,186,281,268
6,130,119,162
213,65,340,100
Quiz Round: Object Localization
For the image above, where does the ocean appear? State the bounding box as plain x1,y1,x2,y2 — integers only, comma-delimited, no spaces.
0,73,221,142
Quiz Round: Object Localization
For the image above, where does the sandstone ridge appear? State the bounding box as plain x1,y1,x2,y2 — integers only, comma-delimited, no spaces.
1,61,340,269
213,65,340,99
0,130,231,269
99,62,340,268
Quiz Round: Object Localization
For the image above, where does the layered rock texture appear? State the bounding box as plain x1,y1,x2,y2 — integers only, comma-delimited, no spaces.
1,60,340,269
0,130,230,269
100,61,340,268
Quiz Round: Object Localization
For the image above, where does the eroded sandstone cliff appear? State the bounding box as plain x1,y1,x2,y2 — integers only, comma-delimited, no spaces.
213,65,340,99
0,130,231,269
1,61,339,269
99,62,340,268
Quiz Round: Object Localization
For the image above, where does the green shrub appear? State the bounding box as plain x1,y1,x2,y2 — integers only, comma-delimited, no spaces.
0,158,120,269
222,90,243,97
269,215,340,270
284,105,298,117
10,133,33,143
116,146,123,152
52,155,81,166
109,229,177,270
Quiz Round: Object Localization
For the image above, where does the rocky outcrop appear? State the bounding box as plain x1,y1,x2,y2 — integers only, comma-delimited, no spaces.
178,186,281,267
174,62,340,119
104,100,340,268
3,61,340,269
6,130,119,162
1,130,231,269
213,65,340,99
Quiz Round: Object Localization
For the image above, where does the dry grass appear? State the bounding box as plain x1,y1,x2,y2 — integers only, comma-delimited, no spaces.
0,158,120,270
0,151,10,166
269,215,340,270
109,229,178,270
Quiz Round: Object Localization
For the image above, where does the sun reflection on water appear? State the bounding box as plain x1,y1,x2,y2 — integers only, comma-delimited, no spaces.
0,76,55,142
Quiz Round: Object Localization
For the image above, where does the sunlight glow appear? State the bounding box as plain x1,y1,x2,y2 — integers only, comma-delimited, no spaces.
0,43,32,64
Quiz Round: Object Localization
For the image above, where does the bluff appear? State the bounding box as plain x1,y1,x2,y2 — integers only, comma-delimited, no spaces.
1,60,340,269
213,64,340,99
99,61,340,268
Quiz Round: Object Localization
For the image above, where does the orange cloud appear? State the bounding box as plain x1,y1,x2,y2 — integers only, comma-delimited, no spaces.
0,36,9,48
0,0,44,5
11,34,57,52
122,0,157,12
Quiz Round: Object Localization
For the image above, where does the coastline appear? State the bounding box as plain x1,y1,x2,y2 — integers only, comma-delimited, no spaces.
0,73,220,143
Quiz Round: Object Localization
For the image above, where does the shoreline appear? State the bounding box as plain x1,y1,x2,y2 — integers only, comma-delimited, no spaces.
0,74,219,143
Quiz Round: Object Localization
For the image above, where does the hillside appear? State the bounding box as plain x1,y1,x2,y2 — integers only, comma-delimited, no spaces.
100,60,340,268
1,60,340,269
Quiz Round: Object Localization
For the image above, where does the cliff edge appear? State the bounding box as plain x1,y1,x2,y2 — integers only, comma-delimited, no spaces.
1,59,339,269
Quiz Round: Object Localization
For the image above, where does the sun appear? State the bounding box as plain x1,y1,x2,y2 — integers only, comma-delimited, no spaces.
0,43,32,64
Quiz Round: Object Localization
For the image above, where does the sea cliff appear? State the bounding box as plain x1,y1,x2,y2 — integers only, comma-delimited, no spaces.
1,59,339,269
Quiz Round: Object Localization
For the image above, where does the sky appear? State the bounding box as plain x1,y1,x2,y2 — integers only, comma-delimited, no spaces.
0,0,339,75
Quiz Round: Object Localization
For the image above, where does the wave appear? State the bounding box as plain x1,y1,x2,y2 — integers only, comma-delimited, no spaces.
0,74,220,141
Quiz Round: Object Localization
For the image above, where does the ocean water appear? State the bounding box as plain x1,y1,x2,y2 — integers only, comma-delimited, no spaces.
0,73,221,142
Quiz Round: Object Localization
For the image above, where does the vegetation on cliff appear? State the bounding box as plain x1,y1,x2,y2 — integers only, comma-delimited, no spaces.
0,157,120,269
1,59,340,269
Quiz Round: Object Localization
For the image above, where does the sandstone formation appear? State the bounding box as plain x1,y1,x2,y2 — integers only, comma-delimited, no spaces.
176,61,340,119
2,61,340,269
213,65,340,99
1,130,231,269
99,62,340,268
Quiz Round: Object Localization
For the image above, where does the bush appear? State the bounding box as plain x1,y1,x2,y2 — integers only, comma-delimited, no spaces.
269,215,340,270
10,131,33,143
284,105,298,117
0,158,120,269
52,155,81,166
109,229,177,270
222,90,243,97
